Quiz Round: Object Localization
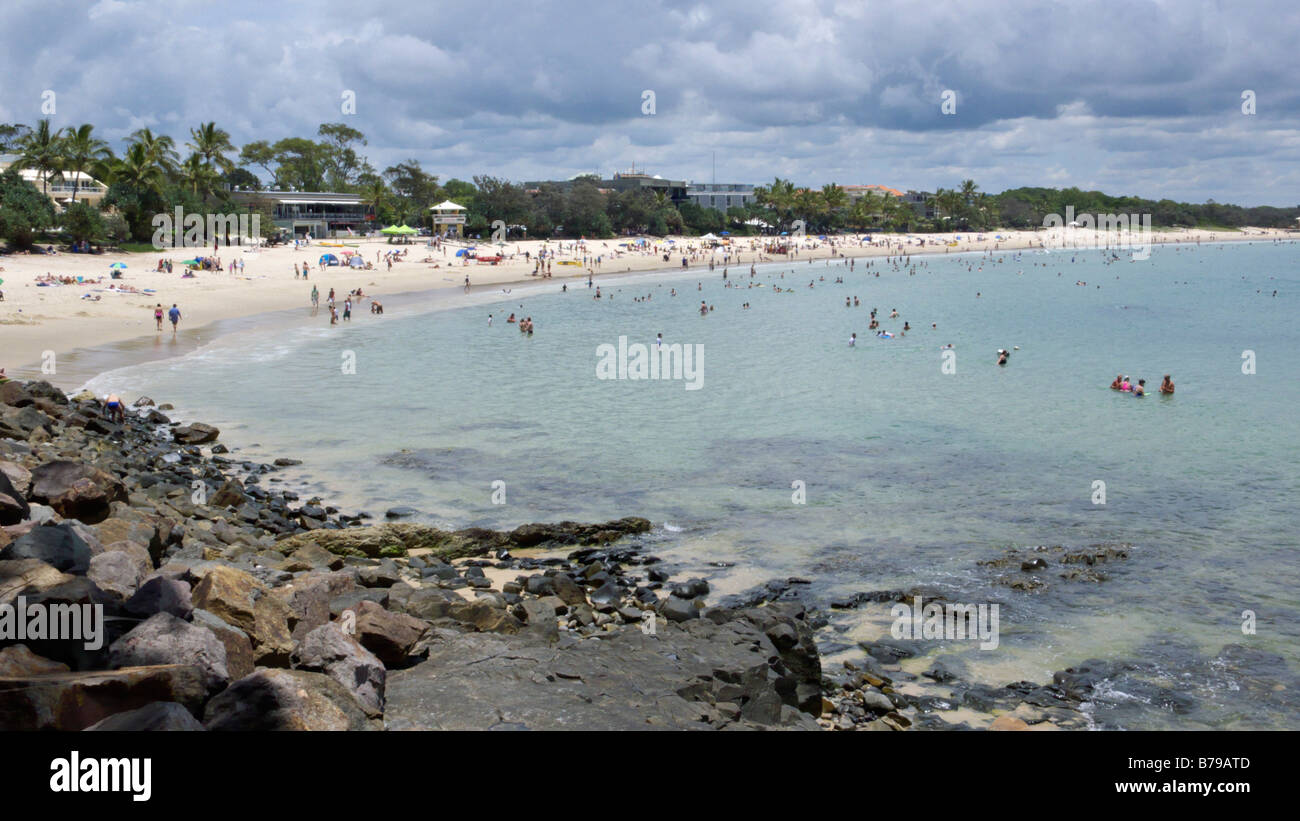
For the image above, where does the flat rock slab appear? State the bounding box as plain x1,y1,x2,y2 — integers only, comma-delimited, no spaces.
385,612,819,731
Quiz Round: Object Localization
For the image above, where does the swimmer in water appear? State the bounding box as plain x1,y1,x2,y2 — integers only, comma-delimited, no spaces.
849,333,856,347
1134,379,1146,396
1159,374,1174,395
1120,376,1132,392
1110,374,1123,390
996,349,1009,366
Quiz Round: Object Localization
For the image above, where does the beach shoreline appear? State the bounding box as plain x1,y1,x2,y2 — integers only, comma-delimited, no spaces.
4,227,1291,384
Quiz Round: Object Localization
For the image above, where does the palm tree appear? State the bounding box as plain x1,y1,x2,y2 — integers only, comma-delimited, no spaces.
106,143,168,195
15,118,63,197
59,124,110,203
359,177,390,222
821,183,848,214
187,122,235,173
127,127,179,174
179,152,220,202
959,179,979,206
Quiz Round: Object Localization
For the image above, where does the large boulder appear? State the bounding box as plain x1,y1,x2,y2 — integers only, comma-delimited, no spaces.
84,701,206,731
0,558,74,606
109,612,230,696
0,665,207,731
191,566,293,665
191,609,255,681
203,668,378,730
0,381,33,408
1,523,94,574
0,469,29,526
0,461,32,497
124,576,193,619
87,545,153,599
27,461,127,524
353,600,428,668
172,423,220,445
0,644,71,676
272,570,357,642
291,621,386,717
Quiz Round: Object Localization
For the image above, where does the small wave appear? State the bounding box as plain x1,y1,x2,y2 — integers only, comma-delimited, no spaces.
663,522,683,532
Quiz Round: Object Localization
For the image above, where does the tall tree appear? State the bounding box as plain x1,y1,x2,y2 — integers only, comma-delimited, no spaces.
58,123,110,203
187,121,236,173
15,119,63,197
127,127,179,174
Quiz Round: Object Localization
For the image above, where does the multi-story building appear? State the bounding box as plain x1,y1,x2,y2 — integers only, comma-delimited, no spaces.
229,189,372,238
686,182,756,212
0,157,108,209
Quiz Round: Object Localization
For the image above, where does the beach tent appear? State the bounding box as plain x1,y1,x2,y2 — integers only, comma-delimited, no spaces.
700,232,718,240
455,249,470,257
319,253,340,266
348,255,365,268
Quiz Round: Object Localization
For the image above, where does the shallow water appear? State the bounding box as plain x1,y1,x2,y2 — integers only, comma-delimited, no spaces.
86,240,1300,729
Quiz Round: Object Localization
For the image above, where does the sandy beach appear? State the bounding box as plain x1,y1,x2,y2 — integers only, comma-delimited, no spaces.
2,226,1290,384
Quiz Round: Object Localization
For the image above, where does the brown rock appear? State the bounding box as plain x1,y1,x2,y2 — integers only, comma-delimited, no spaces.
0,558,75,606
0,665,207,730
203,668,378,730
191,566,294,665
27,461,127,525
989,714,1031,731
353,600,428,668
0,644,71,676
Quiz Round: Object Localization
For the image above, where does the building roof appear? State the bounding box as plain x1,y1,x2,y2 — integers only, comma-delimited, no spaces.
430,200,467,211
231,190,363,205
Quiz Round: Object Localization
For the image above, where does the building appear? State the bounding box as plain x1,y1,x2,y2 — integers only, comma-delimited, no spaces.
524,168,689,206
429,200,467,237
840,184,934,218
0,157,108,209
229,190,371,238
686,182,755,212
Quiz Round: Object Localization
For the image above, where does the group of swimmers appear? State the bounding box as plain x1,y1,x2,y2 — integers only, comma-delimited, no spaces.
1110,374,1174,396
491,312,534,335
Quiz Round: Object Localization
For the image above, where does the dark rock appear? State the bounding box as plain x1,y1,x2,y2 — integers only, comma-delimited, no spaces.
108,612,230,696
292,621,386,717
203,668,378,730
85,701,205,731
173,423,220,445
124,576,193,619
27,461,127,524
3,522,93,573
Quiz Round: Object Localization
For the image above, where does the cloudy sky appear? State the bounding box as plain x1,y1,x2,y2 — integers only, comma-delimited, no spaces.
2,0,1297,205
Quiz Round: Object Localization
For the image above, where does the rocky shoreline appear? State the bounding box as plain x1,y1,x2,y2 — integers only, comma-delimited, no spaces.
0,378,832,730
7,378,1271,731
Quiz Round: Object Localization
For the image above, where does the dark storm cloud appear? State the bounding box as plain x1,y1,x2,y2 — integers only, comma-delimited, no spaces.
0,0,1296,204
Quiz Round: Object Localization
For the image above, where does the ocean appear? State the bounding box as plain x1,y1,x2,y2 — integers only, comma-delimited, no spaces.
84,239,1300,729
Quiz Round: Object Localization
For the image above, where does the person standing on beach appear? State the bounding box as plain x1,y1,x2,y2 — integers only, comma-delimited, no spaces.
168,303,181,333
154,304,164,331
311,285,319,307
343,298,352,321
464,274,470,293
295,263,300,279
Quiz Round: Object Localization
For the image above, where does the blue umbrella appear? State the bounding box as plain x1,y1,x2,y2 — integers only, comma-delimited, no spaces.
110,262,127,269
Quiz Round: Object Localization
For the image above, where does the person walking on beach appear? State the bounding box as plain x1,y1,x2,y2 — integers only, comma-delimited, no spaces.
311,285,319,307
154,304,164,331
464,274,471,293
168,303,181,333
343,298,352,321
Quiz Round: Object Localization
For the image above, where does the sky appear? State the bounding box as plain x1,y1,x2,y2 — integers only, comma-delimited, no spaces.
1,0,1297,206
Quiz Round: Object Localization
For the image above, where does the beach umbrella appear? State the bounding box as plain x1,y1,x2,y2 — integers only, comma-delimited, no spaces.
380,225,403,235
110,262,127,269
181,259,199,265
456,249,469,257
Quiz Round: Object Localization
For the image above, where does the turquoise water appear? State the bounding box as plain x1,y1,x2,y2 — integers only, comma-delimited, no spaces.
87,241,1300,728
